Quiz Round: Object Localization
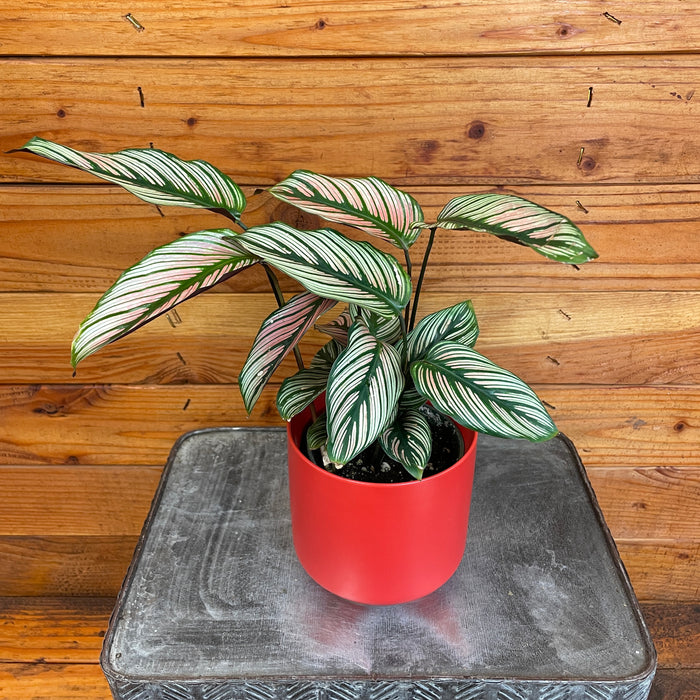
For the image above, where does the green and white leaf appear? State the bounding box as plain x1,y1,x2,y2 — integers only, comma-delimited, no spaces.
276,340,343,420
18,137,246,217
233,222,412,317
350,304,403,344
71,229,256,368
411,341,558,442
306,412,329,450
269,170,424,249
398,383,427,411
436,193,598,264
380,409,432,480
404,301,479,362
239,292,337,414
326,320,404,465
316,309,353,345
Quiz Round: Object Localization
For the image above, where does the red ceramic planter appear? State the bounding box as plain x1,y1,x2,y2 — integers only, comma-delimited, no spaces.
287,403,478,605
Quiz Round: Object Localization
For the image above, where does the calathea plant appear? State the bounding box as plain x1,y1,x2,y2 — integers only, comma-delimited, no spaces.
17,137,597,479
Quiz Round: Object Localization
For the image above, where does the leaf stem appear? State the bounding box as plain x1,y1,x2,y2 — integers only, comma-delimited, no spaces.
403,246,413,328
409,226,437,331
398,313,409,370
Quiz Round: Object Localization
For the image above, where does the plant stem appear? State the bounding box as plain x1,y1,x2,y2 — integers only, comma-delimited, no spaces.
409,226,437,331
398,312,409,370
216,209,247,230
403,246,413,328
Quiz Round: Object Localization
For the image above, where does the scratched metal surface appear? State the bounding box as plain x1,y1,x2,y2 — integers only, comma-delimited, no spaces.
102,428,656,699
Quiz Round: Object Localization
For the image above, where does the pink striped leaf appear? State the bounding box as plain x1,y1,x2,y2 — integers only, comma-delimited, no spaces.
17,137,246,218
436,193,598,264
269,170,424,249
71,229,257,368
276,340,342,420
239,292,337,413
316,309,353,345
379,409,432,480
326,319,404,465
411,341,558,442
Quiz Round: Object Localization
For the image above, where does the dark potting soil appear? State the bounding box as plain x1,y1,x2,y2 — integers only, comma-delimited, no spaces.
302,406,465,484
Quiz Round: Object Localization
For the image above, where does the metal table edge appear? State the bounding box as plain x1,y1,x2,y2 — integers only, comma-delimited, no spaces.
99,428,658,688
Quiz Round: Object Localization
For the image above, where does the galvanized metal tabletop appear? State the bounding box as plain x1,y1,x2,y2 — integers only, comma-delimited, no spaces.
102,428,656,700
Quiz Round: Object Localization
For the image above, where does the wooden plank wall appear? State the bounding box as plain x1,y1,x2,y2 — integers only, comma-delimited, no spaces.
0,2,698,698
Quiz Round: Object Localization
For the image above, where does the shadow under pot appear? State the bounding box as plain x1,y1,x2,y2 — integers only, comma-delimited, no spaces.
286,401,478,605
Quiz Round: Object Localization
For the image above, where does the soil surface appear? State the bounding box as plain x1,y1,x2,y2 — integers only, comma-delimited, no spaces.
302,406,465,483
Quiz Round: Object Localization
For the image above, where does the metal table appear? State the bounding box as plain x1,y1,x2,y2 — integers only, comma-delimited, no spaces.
102,428,656,700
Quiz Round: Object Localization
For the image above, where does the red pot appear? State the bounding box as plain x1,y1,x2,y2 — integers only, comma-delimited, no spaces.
287,403,478,605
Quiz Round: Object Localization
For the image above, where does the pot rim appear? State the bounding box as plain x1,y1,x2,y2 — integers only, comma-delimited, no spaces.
287,411,478,491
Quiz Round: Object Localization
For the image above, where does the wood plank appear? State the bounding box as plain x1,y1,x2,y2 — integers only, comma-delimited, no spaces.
2,1,698,57
649,670,700,700
4,57,700,185
1,290,697,385
3,464,699,542
540,386,700,468
0,466,161,536
2,184,700,293
0,662,111,700
642,603,700,669
617,540,699,604
0,384,697,467
0,536,137,596
0,597,113,664
587,468,700,541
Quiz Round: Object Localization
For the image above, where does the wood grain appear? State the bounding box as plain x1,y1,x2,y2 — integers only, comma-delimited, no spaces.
0,597,114,664
2,1,698,57
0,536,138,596
3,464,699,541
3,57,700,185
0,466,161,536
2,185,700,293
642,603,700,669
0,662,111,700
0,384,697,467
1,290,697,385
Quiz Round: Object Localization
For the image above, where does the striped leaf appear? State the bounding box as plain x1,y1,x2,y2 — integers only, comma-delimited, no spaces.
411,341,558,442
398,383,427,411
306,411,329,450
380,409,432,480
269,170,424,249
276,340,342,420
326,320,404,465
239,292,337,413
17,137,246,217
350,305,403,344
405,301,479,362
233,223,412,317
316,309,353,345
72,229,256,368
436,193,598,264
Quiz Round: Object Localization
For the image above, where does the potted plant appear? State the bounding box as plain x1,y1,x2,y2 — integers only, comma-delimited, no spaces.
16,137,597,604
